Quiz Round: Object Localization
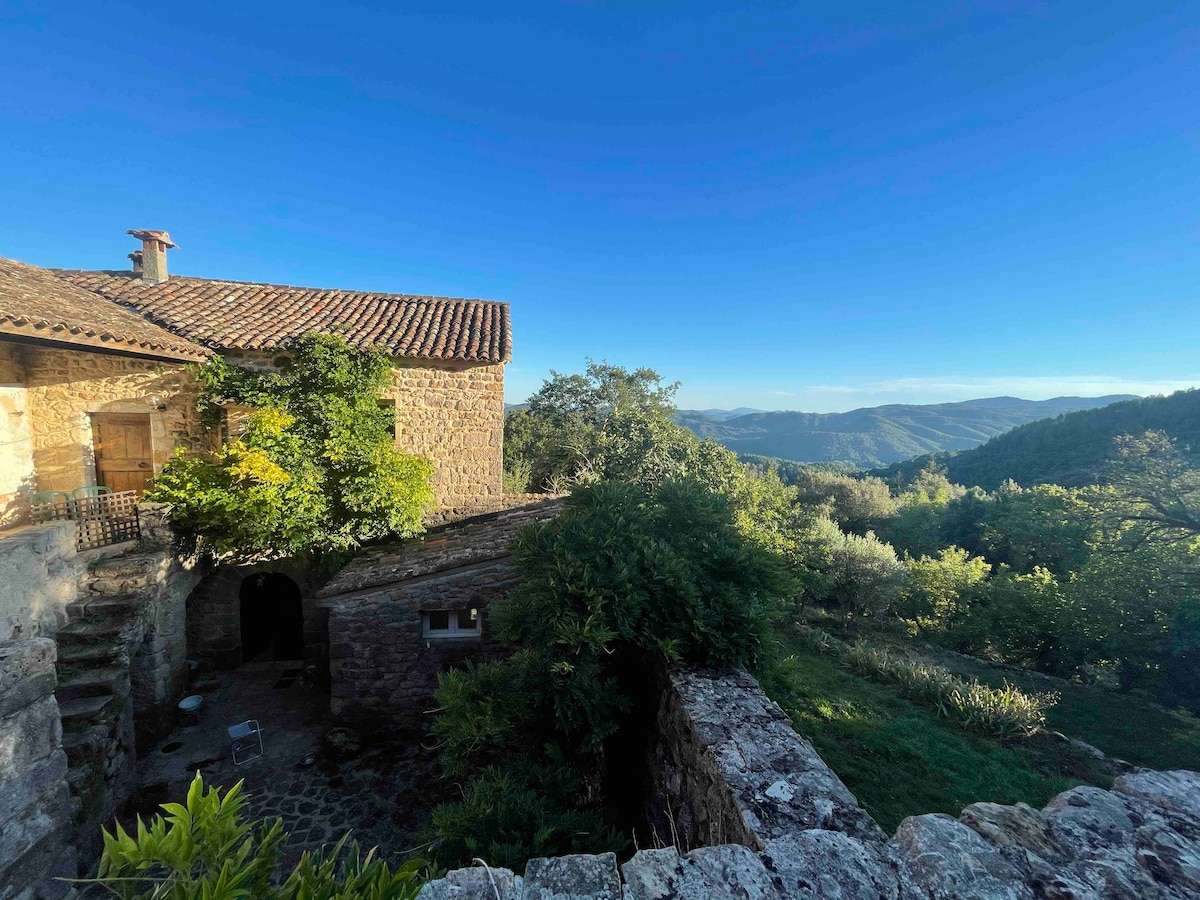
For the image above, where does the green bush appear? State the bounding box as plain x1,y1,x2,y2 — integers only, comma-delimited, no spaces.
429,477,796,870
148,334,434,562
429,756,622,872
91,773,428,899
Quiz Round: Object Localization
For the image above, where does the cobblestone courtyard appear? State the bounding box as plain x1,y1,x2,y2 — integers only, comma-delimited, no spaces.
131,660,446,869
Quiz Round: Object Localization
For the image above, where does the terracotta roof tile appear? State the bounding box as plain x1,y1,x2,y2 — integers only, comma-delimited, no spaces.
0,256,210,362
53,270,511,364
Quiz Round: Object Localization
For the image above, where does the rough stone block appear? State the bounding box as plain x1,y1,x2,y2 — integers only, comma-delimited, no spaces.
892,814,1034,900
523,853,622,900
0,639,57,718
761,830,899,899
416,863,521,899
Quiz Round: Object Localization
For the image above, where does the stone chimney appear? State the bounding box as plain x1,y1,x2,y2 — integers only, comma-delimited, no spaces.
127,251,143,276
126,229,178,285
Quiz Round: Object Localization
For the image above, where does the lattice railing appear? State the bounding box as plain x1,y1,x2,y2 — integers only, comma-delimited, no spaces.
31,491,142,550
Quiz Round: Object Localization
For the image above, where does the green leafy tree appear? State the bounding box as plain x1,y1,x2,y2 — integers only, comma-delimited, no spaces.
504,360,680,491
954,566,1071,672
148,334,434,561
900,546,991,633
1101,431,1200,546
793,469,899,535
979,483,1097,576
809,517,907,625
92,773,427,899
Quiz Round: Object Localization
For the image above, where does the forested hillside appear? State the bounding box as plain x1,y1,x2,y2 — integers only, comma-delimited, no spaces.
676,395,1133,468
874,389,1200,490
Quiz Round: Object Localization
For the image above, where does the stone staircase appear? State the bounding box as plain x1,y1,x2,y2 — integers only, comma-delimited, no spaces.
54,552,162,853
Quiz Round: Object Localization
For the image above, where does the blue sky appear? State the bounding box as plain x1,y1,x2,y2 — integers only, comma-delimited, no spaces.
2,1,1198,411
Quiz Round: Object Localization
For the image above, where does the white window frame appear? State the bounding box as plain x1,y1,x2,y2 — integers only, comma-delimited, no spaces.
422,608,482,639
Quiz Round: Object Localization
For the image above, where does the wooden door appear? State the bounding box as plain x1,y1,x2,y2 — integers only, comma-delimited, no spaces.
91,413,153,494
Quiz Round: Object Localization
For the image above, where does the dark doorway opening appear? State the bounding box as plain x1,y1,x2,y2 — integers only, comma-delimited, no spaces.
239,573,305,662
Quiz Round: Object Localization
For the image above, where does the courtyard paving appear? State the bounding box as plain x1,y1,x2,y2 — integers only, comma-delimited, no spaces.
131,660,446,870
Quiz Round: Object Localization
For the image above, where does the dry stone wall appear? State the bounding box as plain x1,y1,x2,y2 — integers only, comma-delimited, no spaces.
420,666,1200,899
0,342,33,528
0,638,75,899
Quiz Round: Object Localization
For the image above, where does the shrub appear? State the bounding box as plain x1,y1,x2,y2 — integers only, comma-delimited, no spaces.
148,334,434,562
429,756,622,872
840,642,1056,737
429,477,796,869
91,773,428,899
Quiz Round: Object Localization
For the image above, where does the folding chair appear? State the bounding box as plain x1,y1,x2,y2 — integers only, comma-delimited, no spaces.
228,720,264,765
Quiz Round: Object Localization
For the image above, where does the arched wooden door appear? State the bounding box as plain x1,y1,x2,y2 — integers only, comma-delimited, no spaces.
91,413,153,494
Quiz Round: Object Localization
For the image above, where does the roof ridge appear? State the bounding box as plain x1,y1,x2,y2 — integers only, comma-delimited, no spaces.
52,268,509,307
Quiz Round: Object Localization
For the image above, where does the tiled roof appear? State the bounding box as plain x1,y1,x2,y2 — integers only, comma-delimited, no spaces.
55,270,512,364
0,256,210,362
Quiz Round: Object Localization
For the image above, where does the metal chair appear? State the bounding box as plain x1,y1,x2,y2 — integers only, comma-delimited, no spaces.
228,720,264,765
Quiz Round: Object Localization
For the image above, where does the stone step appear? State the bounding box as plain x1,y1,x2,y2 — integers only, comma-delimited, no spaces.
68,593,146,617
57,618,128,641
57,641,124,665
57,666,126,702
58,694,114,728
63,724,112,764
86,554,167,593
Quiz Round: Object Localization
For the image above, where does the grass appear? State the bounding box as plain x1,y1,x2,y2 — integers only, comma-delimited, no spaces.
916,648,1200,773
757,634,1104,835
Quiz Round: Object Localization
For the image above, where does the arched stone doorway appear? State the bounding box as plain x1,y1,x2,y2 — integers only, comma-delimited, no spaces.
239,572,305,662
185,561,322,670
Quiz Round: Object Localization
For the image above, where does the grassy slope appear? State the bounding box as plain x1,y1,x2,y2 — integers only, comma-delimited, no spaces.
918,649,1200,772
758,637,1098,834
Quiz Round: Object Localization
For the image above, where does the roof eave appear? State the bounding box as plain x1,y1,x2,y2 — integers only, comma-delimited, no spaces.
0,325,211,364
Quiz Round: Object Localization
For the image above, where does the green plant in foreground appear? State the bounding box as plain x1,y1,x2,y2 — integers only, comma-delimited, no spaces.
91,773,428,899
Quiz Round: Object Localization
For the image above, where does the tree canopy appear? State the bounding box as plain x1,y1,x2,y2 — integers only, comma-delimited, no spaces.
148,334,434,562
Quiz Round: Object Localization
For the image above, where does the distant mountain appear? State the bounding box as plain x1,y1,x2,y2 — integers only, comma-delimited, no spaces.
690,407,765,420
872,390,1200,490
676,395,1136,469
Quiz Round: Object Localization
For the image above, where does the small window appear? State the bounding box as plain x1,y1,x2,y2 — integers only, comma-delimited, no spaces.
422,608,482,639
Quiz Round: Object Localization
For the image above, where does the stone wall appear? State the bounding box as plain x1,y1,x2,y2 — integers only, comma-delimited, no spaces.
327,560,519,727
21,346,205,495
387,360,505,508
0,521,80,642
227,351,506,509
185,560,321,672
420,666,1200,899
320,497,564,728
0,639,76,899
0,342,33,528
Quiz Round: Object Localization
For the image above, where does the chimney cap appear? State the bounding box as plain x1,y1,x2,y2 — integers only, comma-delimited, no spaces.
127,251,142,260
127,229,178,249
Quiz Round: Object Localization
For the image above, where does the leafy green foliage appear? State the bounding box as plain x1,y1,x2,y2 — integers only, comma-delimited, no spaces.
148,334,434,561
429,757,622,873
792,468,899,535
92,773,428,899
900,546,991,632
429,478,796,870
807,517,906,624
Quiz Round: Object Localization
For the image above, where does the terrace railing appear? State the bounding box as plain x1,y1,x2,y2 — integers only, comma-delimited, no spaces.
31,490,142,550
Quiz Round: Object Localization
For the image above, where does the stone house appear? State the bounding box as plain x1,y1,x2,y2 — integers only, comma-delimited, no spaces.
55,231,512,509
2,229,511,532
0,231,515,895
